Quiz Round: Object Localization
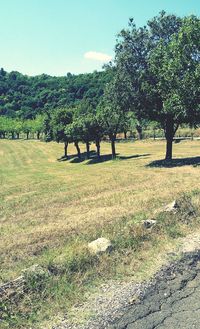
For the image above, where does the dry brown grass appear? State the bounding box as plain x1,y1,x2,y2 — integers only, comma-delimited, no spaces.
2,139,200,328
1,139,200,282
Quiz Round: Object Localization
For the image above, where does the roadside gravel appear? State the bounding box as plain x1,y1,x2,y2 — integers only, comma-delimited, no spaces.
50,232,200,329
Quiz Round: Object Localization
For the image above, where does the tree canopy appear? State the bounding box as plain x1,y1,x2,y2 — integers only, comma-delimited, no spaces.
113,11,200,159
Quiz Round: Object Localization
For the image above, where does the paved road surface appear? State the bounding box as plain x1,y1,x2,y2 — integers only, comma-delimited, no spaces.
110,251,200,329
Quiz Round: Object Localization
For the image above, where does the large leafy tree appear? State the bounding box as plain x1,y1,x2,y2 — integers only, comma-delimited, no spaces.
149,15,200,159
114,12,200,159
115,21,152,123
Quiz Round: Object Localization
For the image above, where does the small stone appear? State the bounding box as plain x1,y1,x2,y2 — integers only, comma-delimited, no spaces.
143,219,157,229
129,295,139,304
88,238,112,255
163,200,178,213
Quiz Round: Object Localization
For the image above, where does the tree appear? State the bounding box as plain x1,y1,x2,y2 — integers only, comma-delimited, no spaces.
13,119,23,139
134,119,149,140
43,113,53,142
72,100,104,159
114,12,200,159
72,101,94,159
0,116,9,138
97,78,128,159
32,115,44,139
149,15,200,159
65,121,82,160
22,120,34,139
114,20,153,138
51,108,73,158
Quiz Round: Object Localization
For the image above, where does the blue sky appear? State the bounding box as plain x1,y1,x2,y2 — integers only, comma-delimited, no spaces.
0,0,199,76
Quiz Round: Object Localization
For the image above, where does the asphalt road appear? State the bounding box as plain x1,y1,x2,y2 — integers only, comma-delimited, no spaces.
110,251,200,329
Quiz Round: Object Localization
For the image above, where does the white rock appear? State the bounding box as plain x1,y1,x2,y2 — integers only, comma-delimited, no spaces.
88,238,112,255
143,219,157,229
163,200,178,213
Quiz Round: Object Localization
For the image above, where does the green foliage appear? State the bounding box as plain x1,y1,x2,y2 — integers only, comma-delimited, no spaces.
0,116,23,138
51,108,73,143
43,114,53,142
0,70,112,119
114,12,200,159
32,115,44,135
97,77,131,157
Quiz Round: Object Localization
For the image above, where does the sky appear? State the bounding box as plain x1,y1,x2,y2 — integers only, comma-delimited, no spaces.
0,0,199,76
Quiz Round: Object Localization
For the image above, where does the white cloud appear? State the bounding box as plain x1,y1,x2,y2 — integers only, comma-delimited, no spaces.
84,51,112,62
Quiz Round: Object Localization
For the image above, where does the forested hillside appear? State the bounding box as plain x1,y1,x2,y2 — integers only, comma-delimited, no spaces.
0,68,111,119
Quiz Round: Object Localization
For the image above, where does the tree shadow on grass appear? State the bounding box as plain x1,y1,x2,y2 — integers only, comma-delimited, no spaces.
86,153,119,164
57,152,151,165
119,154,151,160
148,156,200,168
69,150,99,163
57,151,96,163
57,156,69,162
87,153,150,165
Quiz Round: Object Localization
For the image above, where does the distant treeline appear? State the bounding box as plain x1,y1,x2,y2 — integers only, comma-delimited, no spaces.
0,69,111,119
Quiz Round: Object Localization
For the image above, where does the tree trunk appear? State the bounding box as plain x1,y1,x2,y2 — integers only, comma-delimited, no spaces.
64,141,68,158
74,141,81,159
26,132,29,140
16,132,19,139
124,131,127,139
37,131,40,140
86,141,90,159
165,138,173,160
153,129,156,140
111,137,116,159
11,132,15,139
164,118,178,160
96,139,100,159
136,125,143,140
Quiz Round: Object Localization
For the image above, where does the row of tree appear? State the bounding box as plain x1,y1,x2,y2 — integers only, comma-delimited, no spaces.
44,99,140,160
0,115,44,139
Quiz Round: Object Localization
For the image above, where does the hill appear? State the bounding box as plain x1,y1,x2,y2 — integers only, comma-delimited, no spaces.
0,68,111,119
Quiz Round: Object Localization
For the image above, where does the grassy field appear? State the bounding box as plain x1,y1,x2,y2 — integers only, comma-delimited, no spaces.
1,139,200,327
